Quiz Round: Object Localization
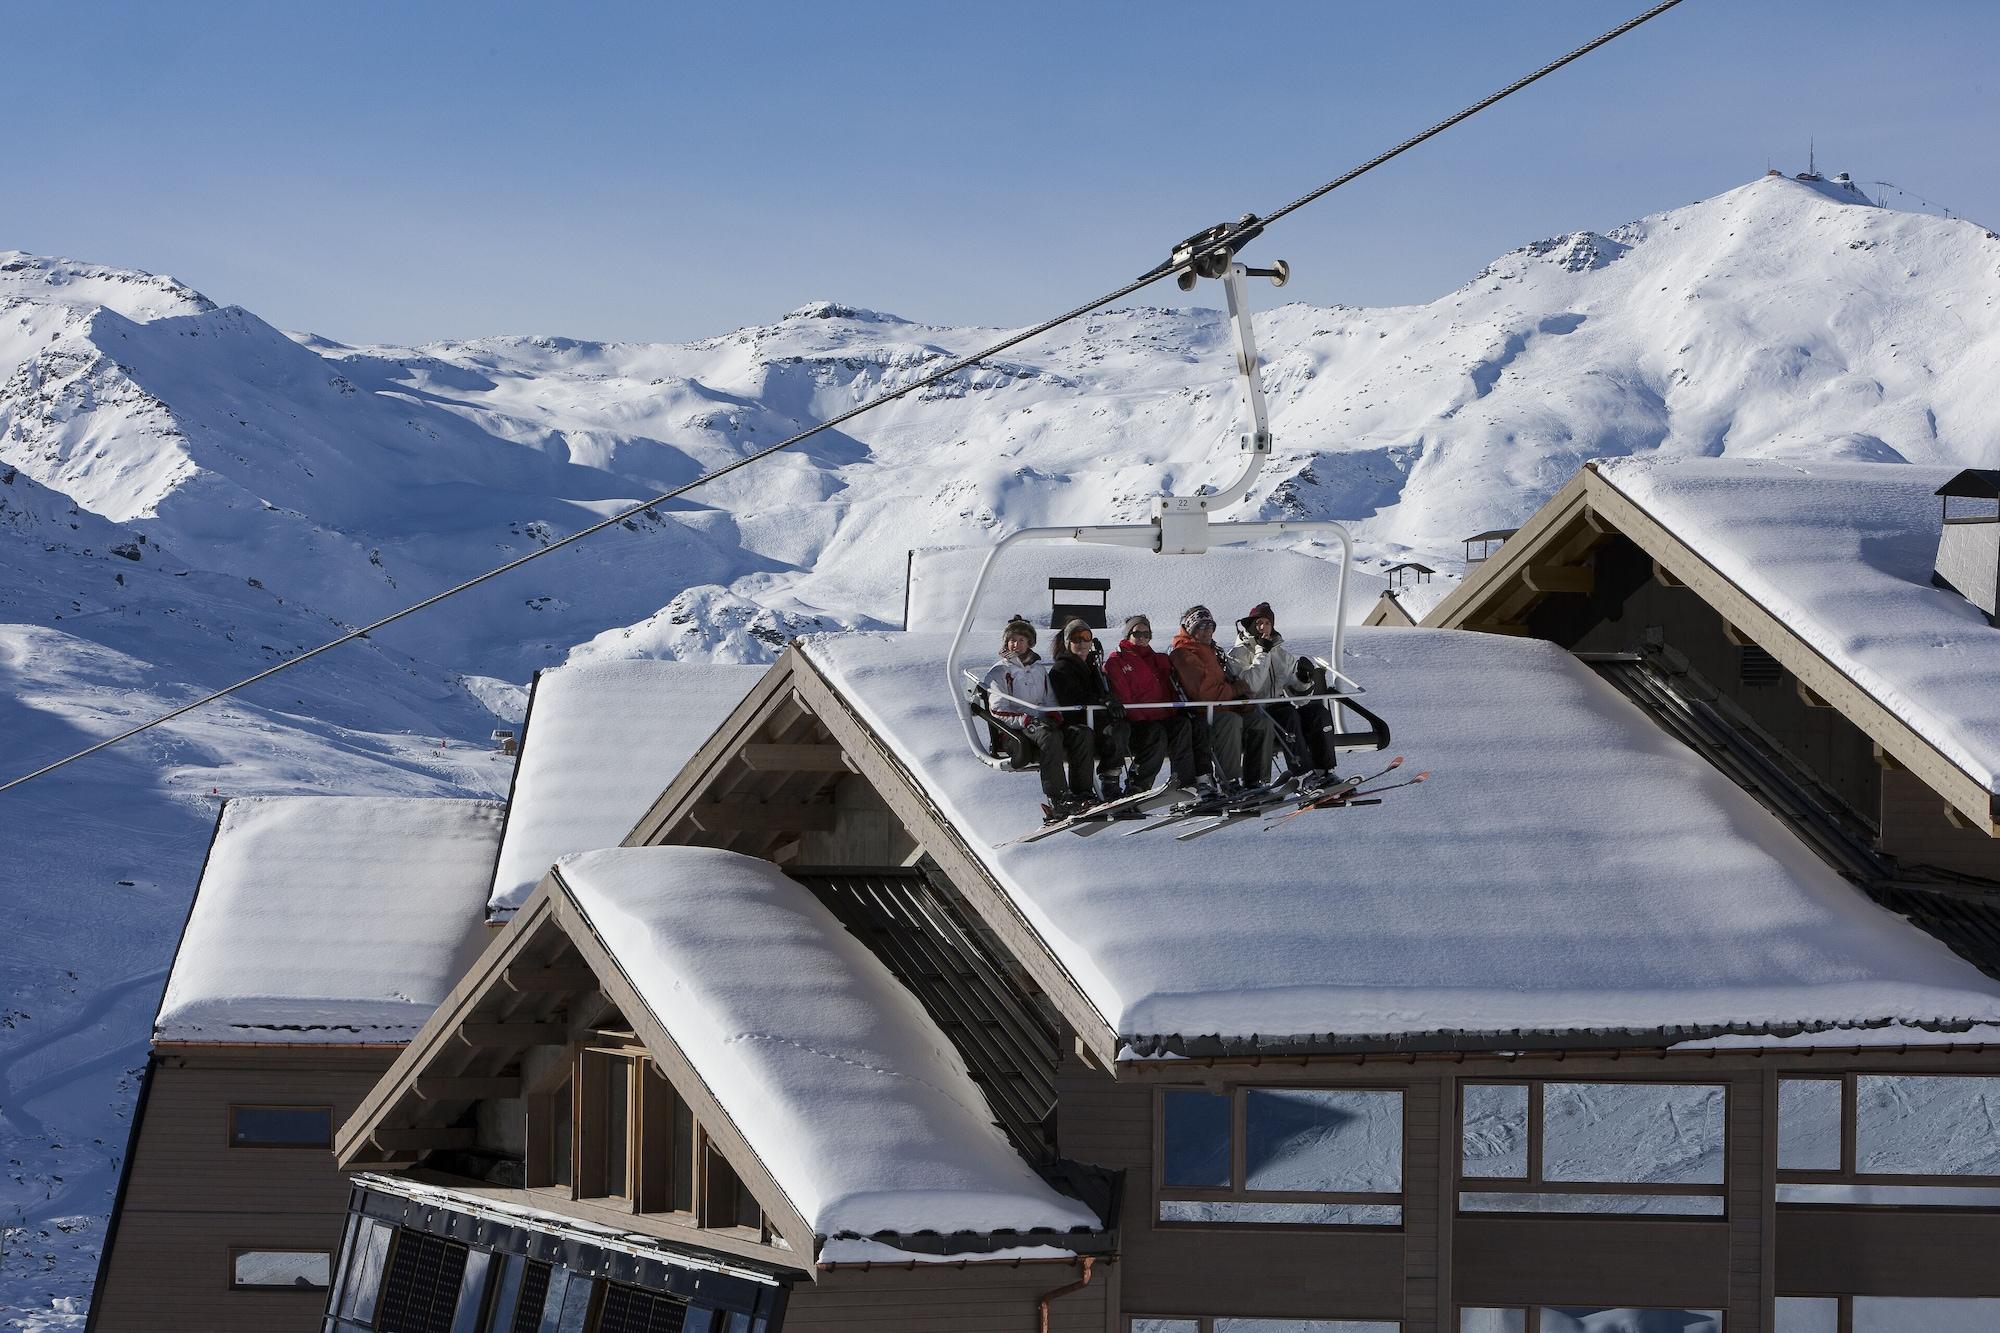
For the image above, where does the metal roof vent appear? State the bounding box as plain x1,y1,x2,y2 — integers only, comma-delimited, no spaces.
1933,469,2000,624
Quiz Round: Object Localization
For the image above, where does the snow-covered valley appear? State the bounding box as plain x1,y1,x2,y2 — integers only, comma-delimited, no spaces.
4,171,2000,1323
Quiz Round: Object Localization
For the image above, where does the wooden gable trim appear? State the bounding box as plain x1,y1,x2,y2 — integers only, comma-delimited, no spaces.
782,652,1122,1068
1581,467,2000,835
625,660,802,849
1417,470,1595,632
336,891,563,1165
619,646,1121,1068
335,871,819,1263
1421,465,2000,835
543,866,819,1258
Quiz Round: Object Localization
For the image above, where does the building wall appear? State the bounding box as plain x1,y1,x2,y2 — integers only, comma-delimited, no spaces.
89,1046,395,1333
789,1258,1111,1332
1056,1047,2000,1333
1879,766,2000,879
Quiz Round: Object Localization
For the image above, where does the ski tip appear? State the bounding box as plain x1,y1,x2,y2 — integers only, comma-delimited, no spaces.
1388,755,1404,767
1412,771,1431,781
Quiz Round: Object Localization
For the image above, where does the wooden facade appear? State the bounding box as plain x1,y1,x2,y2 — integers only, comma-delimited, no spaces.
316,637,2000,1332
88,1045,396,1333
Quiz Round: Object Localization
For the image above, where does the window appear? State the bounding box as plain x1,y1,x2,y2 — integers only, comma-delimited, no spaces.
702,1139,765,1232
1461,1309,1719,1332
1157,1086,1404,1226
1458,1081,1726,1216
228,1104,332,1148
231,1248,331,1290
1777,1074,2000,1206
1136,1312,1400,1320
579,1050,638,1200
333,1220,394,1320
1778,1296,2000,1332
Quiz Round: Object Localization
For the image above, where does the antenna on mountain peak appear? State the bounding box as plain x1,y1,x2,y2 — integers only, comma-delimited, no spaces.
1809,136,1816,177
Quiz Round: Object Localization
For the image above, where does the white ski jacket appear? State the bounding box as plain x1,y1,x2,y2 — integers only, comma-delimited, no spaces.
1227,624,1308,699
980,650,1058,723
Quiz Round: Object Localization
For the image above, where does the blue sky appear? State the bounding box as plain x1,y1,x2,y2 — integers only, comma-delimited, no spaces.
9,1,1995,345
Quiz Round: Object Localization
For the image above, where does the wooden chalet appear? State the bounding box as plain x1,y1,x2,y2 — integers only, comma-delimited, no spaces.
309,604,2000,1331
86,797,504,1333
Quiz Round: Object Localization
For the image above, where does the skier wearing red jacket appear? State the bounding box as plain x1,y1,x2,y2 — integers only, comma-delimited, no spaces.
1102,614,1199,793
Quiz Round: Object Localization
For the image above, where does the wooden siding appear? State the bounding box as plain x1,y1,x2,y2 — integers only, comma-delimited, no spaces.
90,1048,394,1333
1074,1049,2000,1329
1880,766,2000,879
791,1259,1111,1332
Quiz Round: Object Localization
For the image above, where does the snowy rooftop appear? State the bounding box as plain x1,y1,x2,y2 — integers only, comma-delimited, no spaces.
804,627,2000,1048
488,660,765,916
552,847,1103,1240
156,797,503,1043
1598,457,2000,796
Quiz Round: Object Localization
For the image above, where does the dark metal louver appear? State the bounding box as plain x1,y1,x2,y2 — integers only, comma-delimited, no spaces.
376,1231,468,1333
598,1282,691,1333
1738,643,1783,686
508,1261,552,1333
792,867,1062,1156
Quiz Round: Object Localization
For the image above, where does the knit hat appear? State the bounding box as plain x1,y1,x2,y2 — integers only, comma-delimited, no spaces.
1180,605,1216,634
1245,601,1276,625
1123,613,1153,637
1000,615,1036,650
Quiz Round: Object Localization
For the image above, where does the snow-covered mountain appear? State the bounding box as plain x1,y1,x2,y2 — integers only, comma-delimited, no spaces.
3,172,1999,1324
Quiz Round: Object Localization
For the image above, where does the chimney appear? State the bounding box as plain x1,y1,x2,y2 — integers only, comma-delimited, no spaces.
1932,470,2000,624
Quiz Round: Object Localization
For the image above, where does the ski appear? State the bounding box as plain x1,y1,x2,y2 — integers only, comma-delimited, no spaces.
1266,769,1430,829
994,782,1187,847
1120,776,1295,837
1169,779,1307,841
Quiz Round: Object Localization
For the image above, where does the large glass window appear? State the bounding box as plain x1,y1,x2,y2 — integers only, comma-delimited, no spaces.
1461,1309,1718,1332
1779,1296,2000,1332
1136,1312,1400,1320
231,1249,331,1290
1157,1085,1404,1227
1457,1082,1726,1217
228,1104,332,1148
1777,1074,2000,1206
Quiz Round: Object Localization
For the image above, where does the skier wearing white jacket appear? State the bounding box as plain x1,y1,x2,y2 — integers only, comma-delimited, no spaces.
980,614,1095,814
1228,601,1338,777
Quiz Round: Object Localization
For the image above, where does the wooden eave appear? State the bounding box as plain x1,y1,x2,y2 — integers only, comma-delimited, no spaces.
1424,464,2000,835
623,645,1123,1068
334,875,819,1267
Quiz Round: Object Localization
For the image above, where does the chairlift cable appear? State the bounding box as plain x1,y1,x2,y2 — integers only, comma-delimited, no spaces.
0,0,1688,796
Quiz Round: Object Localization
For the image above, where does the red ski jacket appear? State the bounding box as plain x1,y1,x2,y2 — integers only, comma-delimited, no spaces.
1103,639,1181,722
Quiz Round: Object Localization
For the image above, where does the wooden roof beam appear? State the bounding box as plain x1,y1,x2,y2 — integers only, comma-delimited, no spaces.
738,742,852,773
689,800,837,834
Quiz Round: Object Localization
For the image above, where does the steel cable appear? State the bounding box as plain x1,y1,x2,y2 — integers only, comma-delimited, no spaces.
0,0,1687,794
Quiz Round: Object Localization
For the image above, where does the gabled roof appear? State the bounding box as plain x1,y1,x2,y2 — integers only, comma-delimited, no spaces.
1939,468,2000,500
558,849,1099,1240
340,846,1101,1255
1427,459,2000,828
488,660,766,917
797,627,2000,1054
156,796,502,1044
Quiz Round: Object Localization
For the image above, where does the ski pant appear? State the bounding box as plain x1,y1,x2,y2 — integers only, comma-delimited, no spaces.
1265,698,1338,772
1027,719,1095,804
1198,706,1274,786
1122,715,1195,789
1092,716,1132,784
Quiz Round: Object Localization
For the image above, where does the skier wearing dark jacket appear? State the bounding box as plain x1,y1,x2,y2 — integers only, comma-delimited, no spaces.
1049,619,1133,800
1102,614,1196,790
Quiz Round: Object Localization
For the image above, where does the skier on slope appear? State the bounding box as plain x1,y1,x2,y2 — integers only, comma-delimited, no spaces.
1048,619,1134,802
980,615,1095,816
1102,614,1201,795
1228,601,1338,782
1169,605,1275,791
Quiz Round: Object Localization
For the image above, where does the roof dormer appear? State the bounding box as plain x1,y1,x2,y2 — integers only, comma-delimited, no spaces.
1933,469,2000,624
